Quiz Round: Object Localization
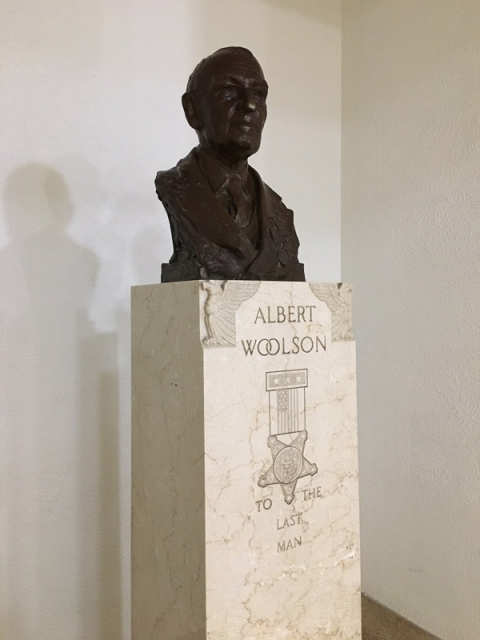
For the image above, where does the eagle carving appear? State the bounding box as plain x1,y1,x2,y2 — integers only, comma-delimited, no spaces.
202,281,261,347
309,283,353,341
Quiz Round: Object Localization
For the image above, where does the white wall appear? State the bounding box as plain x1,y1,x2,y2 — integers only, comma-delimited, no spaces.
342,1,480,638
0,1,342,638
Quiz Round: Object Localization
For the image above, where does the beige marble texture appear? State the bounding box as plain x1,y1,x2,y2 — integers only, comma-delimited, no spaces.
132,281,360,640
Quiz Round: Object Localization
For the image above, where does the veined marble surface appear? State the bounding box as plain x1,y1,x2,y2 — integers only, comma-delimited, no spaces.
132,281,360,640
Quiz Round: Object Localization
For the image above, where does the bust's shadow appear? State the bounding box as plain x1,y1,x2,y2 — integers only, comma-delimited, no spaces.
1,163,122,639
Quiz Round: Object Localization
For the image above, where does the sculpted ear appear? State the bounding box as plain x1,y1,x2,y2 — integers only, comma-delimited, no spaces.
182,92,202,131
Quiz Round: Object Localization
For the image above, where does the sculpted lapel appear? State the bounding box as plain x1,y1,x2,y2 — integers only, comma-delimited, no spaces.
156,150,257,264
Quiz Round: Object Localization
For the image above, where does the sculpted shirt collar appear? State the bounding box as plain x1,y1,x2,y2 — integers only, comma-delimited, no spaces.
196,146,250,195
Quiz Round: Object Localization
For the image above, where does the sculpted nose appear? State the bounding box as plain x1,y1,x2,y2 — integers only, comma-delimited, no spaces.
239,89,256,112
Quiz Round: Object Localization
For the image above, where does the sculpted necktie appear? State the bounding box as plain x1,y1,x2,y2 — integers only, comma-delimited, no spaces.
224,173,251,228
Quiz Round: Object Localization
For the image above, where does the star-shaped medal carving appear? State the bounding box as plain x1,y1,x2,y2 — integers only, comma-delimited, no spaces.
258,431,318,504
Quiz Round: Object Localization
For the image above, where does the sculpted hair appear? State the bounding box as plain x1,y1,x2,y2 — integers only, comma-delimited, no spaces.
185,46,257,96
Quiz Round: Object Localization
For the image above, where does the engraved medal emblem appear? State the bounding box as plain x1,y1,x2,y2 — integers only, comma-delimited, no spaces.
258,369,318,504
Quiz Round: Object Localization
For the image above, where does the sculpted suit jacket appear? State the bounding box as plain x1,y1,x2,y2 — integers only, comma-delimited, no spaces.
155,147,305,282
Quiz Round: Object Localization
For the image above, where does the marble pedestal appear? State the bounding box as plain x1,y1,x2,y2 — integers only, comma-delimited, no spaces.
132,281,360,640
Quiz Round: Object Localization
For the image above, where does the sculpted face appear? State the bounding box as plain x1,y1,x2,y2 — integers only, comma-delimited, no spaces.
186,50,268,162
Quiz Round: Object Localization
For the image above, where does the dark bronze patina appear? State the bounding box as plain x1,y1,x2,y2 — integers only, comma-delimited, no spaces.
156,47,305,282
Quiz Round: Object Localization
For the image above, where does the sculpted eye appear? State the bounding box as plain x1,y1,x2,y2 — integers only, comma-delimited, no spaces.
254,89,266,101
220,84,237,97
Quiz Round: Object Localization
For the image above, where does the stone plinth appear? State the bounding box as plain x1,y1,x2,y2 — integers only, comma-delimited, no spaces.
132,281,360,640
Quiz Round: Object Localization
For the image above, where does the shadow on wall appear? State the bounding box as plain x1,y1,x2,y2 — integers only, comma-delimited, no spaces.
0,164,121,639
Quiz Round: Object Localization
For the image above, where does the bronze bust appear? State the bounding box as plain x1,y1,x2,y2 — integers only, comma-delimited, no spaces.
155,46,305,282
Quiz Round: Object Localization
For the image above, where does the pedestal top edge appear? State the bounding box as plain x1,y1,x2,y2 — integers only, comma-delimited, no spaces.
131,280,352,291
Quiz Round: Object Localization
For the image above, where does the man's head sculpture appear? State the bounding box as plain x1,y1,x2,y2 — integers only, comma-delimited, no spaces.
182,47,268,164
155,47,305,283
